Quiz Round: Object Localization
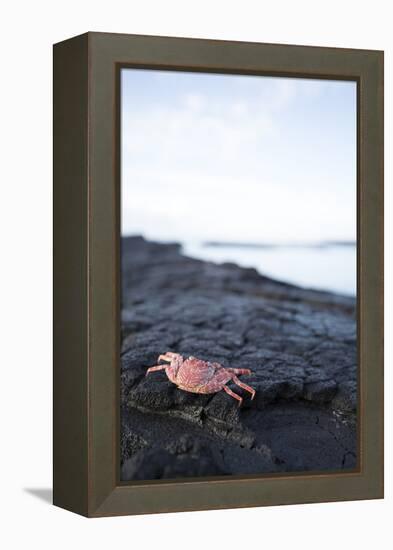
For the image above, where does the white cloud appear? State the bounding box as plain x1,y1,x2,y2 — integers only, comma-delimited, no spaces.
182,93,205,111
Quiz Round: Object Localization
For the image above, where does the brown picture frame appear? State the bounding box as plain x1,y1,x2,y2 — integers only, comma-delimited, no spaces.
53,32,384,517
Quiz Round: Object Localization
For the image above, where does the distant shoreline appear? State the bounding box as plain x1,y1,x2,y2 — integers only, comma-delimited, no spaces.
203,240,356,249
121,235,356,296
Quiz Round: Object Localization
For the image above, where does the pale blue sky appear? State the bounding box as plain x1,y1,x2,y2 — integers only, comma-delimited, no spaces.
121,69,357,244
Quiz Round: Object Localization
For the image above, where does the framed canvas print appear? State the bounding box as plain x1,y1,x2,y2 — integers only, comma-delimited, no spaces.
53,32,384,517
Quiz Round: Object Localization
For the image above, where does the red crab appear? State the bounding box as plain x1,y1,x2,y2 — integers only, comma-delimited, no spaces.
146,352,256,406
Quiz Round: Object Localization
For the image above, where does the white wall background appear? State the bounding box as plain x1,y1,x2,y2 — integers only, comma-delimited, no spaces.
0,1,391,549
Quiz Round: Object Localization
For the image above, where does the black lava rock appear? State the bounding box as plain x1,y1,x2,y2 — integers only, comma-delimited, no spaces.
120,236,357,480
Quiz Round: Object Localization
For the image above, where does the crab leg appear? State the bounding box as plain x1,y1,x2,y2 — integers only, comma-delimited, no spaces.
223,385,243,407
227,368,252,376
231,375,256,400
146,365,167,376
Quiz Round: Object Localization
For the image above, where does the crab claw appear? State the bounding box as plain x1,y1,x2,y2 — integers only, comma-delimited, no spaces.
145,364,167,376
158,352,182,363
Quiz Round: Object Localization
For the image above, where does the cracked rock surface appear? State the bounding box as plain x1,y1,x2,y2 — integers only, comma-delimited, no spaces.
120,236,357,480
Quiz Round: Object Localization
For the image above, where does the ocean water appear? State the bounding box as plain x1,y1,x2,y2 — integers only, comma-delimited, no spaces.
182,242,356,297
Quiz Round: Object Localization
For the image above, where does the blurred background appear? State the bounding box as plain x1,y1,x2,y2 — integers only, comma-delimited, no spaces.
121,69,357,296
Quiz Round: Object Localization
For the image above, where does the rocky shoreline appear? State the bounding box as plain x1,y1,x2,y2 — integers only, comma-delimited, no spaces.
120,236,357,481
